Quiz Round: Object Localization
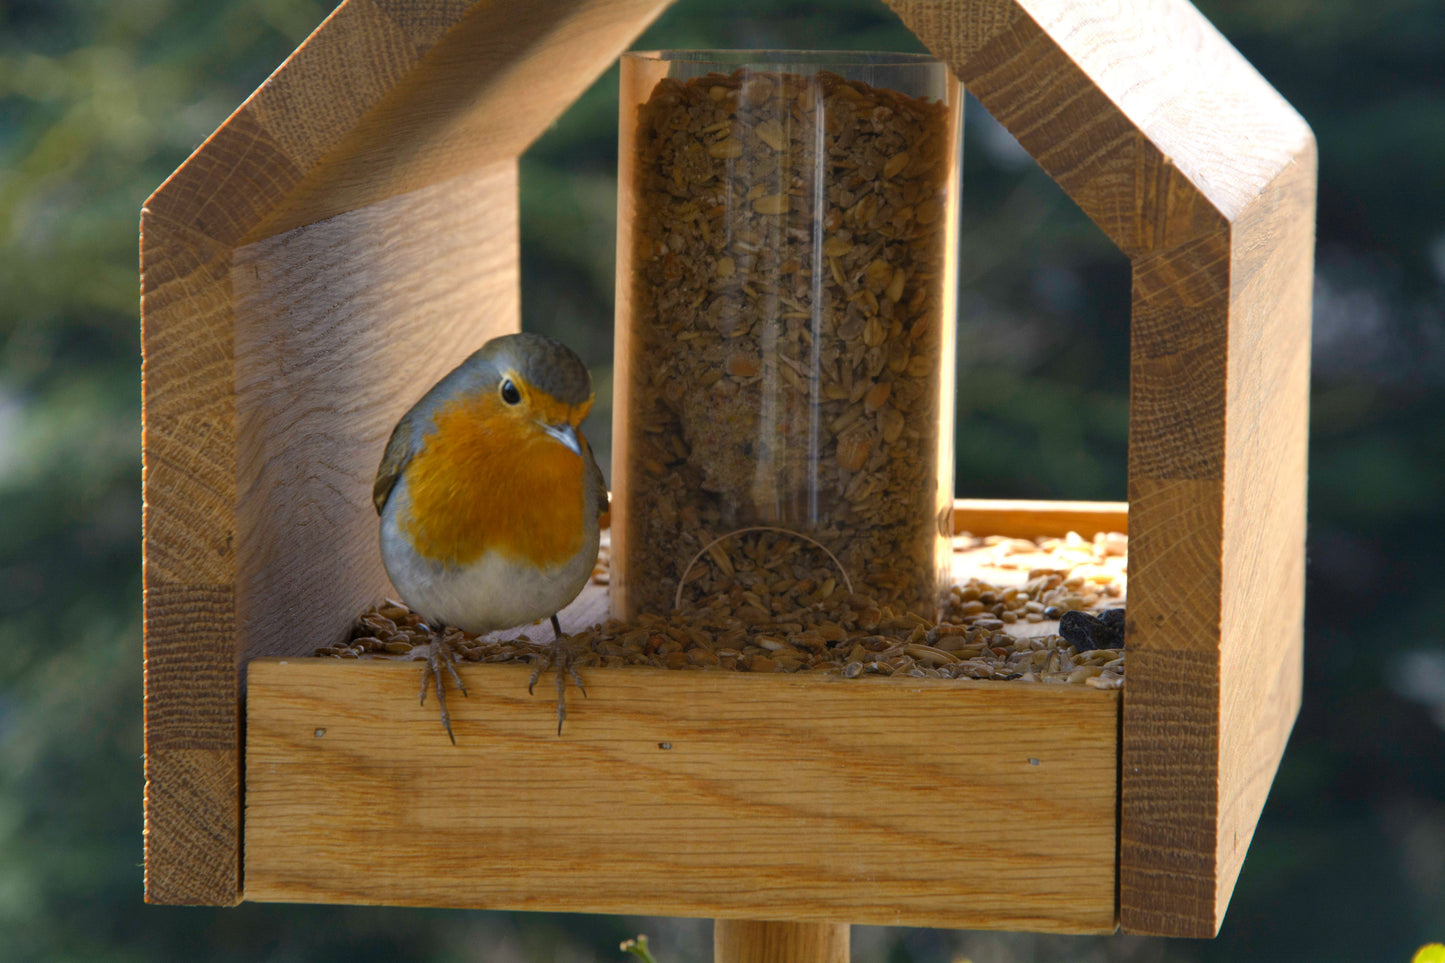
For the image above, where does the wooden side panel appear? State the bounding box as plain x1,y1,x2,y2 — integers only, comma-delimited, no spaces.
1121,85,1314,943
888,0,1315,937
245,660,1120,933
1213,141,1316,921
233,161,521,662
1119,243,1231,937
1117,479,1222,935
141,213,242,904
140,214,239,593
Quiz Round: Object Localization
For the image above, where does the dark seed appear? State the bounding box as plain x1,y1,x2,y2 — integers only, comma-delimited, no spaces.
1043,605,1063,619
1059,610,1125,652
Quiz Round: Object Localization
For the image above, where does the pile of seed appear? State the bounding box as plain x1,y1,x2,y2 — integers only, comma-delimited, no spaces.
618,67,957,617
327,529,1127,689
944,529,1127,624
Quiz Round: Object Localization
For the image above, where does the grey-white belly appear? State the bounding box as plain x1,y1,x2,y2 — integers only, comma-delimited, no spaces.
379,481,597,634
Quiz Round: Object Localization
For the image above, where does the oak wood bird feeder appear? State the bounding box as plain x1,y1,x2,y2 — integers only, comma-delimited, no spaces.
140,0,1315,948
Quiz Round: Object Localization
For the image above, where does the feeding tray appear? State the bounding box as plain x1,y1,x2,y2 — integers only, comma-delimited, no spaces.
140,0,1314,940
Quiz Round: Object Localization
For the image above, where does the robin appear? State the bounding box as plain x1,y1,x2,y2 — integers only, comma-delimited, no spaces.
372,332,605,741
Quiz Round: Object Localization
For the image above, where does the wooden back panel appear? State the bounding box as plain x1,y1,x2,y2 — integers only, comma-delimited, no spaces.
232,163,520,665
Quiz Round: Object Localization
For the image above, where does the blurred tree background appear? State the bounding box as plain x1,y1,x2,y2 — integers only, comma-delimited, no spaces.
2,0,1442,959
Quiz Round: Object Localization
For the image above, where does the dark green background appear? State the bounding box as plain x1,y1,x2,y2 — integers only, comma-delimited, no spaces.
2,0,1442,959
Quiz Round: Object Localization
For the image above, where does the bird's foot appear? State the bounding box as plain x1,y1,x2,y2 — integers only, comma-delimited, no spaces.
527,614,586,735
418,625,468,744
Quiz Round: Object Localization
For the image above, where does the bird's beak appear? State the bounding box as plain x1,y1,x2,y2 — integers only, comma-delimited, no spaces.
542,421,584,457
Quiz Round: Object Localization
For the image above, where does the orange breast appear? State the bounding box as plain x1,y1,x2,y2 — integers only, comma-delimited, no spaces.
399,394,586,568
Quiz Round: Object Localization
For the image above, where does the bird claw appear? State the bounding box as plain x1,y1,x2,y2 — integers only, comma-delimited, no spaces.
526,615,586,735
418,629,467,745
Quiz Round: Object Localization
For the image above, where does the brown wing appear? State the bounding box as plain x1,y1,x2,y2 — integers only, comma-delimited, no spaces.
589,447,607,521
372,416,415,514
577,429,608,521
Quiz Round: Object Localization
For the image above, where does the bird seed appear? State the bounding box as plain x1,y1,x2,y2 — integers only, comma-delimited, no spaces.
332,528,1127,689
614,67,957,619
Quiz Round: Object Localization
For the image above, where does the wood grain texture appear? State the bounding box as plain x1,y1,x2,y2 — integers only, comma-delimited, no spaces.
886,0,1315,936
245,659,1119,933
233,161,520,661
953,499,1127,539
141,210,242,904
251,0,676,241
715,921,850,963
144,0,675,248
1213,133,1315,925
142,0,676,906
142,579,240,904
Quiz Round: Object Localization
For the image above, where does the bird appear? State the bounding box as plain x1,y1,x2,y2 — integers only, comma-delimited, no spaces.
371,331,606,742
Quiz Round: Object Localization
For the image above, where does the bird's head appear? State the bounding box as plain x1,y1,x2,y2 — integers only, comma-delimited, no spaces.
453,332,595,456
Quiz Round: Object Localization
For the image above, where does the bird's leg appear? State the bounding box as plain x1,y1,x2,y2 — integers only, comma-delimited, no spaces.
417,622,467,745
527,614,587,735
553,613,588,698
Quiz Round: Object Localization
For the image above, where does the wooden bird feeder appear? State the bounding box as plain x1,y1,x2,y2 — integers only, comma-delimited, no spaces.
140,0,1314,949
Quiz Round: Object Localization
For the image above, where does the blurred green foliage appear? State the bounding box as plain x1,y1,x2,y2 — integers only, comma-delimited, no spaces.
2,0,1442,960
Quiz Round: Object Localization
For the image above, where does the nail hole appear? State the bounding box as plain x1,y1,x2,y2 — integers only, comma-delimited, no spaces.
658,742,672,750
314,728,327,738
1028,758,1039,766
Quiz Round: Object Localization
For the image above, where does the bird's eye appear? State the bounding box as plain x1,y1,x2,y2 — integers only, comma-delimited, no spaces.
500,379,521,405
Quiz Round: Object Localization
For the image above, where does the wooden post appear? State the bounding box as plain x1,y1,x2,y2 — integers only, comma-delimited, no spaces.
715,920,849,963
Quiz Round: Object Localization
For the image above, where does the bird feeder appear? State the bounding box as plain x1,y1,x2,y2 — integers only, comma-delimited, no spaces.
140,0,1315,948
